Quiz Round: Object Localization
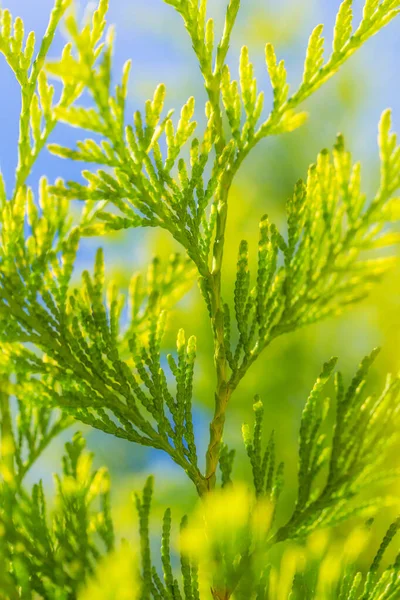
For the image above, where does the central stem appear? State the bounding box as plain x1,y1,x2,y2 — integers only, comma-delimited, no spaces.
205,167,233,491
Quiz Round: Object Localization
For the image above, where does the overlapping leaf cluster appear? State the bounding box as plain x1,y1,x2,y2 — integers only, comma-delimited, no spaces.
0,432,114,599
1,0,400,598
226,114,400,390
130,474,400,600
243,351,400,544
0,0,83,199
45,0,235,276
0,185,203,489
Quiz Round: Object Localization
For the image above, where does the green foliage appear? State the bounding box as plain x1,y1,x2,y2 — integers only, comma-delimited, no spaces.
225,116,400,391
0,0,82,199
0,432,114,599
134,476,201,600
275,350,400,542
1,200,203,487
1,0,400,598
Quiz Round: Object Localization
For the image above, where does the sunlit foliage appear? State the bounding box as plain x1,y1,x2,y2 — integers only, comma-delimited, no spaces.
1,0,400,598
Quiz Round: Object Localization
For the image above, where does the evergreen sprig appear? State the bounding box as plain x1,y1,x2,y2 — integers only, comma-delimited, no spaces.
275,350,400,543
1,229,205,491
226,118,400,391
0,432,114,599
241,350,400,546
39,0,400,496
1,0,400,598
0,0,83,200
135,476,200,600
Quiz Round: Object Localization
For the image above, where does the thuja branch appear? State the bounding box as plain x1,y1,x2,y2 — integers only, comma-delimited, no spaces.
3,1,400,598
0,0,84,200
219,353,400,598
0,1,83,497
5,0,400,502
160,0,400,492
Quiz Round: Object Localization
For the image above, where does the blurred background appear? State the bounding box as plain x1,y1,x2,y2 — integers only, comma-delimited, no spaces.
1,0,400,570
